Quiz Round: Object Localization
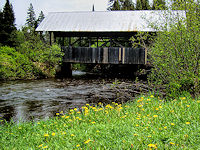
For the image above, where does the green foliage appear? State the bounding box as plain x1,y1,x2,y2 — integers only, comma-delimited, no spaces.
0,0,16,47
0,46,38,80
26,3,36,28
37,11,45,26
135,0,151,10
108,0,135,10
1,95,200,149
149,1,200,97
152,0,167,10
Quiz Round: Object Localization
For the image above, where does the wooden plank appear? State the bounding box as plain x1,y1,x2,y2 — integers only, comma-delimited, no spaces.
103,48,108,63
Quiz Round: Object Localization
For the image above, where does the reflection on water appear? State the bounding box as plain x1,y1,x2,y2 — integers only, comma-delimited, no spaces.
0,71,117,122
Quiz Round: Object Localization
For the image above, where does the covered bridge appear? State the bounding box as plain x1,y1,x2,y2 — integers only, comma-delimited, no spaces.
36,10,185,76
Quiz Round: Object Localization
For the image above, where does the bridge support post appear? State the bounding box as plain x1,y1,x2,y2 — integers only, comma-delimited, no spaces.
56,62,72,78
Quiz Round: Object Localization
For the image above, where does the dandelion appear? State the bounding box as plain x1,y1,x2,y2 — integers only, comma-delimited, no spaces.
38,144,43,148
136,124,139,127
43,146,48,149
56,113,59,115
52,132,55,136
37,122,40,125
150,95,154,98
155,108,159,110
153,115,158,118
186,105,190,107
159,106,162,108
136,118,140,120
77,111,81,114
147,99,151,101
91,121,96,124
74,108,77,111
76,144,80,147
169,142,175,145
71,134,75,137
164,126,167,129
96,130,100,133
186,122,190,125
181,97,186,100
148,144,157,148
44,133,49,137
171,123,175,126
138,105,143,108
65,116,70,119
84,139,92,144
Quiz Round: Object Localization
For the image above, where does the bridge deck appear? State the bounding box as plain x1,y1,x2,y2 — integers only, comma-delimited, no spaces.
62,47,146,65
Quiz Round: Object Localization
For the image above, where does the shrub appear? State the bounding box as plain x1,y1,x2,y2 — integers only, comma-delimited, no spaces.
149,1,200,97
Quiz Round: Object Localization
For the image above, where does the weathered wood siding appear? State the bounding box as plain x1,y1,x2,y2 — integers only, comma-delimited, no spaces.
62,47,145,64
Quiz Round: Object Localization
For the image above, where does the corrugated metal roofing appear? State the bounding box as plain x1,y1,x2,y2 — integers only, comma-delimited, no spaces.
36,10,186,32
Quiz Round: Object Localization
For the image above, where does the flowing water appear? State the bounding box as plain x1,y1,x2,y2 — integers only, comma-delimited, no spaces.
0,71,125,122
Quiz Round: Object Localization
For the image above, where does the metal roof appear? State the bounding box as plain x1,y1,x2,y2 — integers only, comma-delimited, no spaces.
36,10,186,32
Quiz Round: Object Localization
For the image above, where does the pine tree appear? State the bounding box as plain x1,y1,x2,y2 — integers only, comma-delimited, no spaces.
136,0,143,10
0,10,3,45
136,0,151,10
111,0,121,10
26,3,36,28
152,0,167,10
37,11,45,26
1,0,16,46
122,0,135,10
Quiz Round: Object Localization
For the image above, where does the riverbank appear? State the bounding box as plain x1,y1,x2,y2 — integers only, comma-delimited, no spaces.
1,95,200,149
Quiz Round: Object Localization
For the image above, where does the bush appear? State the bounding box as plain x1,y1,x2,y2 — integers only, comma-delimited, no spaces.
0,46,37,80
149,1,200,97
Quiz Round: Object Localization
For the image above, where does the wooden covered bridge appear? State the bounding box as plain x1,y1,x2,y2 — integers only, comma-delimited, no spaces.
36,10,185,77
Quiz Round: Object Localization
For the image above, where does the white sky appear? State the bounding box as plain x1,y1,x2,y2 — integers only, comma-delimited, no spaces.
0,0,109,28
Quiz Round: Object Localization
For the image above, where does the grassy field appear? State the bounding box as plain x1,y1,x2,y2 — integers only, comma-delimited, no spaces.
1,95,200,149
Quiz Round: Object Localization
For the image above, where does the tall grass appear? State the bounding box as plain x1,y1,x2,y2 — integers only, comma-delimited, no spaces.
1,95,200,149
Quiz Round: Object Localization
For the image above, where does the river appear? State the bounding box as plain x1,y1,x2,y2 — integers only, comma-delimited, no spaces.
0,71,134,123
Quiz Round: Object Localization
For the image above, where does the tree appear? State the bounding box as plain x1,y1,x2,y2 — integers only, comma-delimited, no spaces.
0,10,3,46
152,0,167,10
149,0,200,97
1,0,16,46
135,0,151,10
109,0,121,10
26,3,36,28
37,11,45,26
121,0,135,10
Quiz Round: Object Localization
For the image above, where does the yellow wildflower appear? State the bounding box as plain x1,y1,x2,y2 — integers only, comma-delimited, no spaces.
186,122,190,124
136,124,139,127
171,123,175,126
153,115,158,118
56,113,59,115
164,126,167,129
65,116,70,119
150,95,154,98
186,105,190,107
96,130,100,133
44,133,49,137
148,144,157,148
84,139,92,144
169,142,175,145
52,132,55,136
74,108,77,111
76,144,80,147
159,106,162,108
38,144,43,148
134,134,138,136
71,134,75,137
91,121,96,124
155,108,159,110
43,146,48,149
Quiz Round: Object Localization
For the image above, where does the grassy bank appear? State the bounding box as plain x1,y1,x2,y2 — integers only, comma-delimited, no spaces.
1,95,200,149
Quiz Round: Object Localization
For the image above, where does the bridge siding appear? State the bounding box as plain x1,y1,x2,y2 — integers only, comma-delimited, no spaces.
62,47,145,64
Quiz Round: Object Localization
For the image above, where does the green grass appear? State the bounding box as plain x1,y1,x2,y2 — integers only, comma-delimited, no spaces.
1,95,200,149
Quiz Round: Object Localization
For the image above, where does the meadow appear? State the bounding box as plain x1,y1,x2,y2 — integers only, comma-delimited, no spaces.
1,95,200,149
